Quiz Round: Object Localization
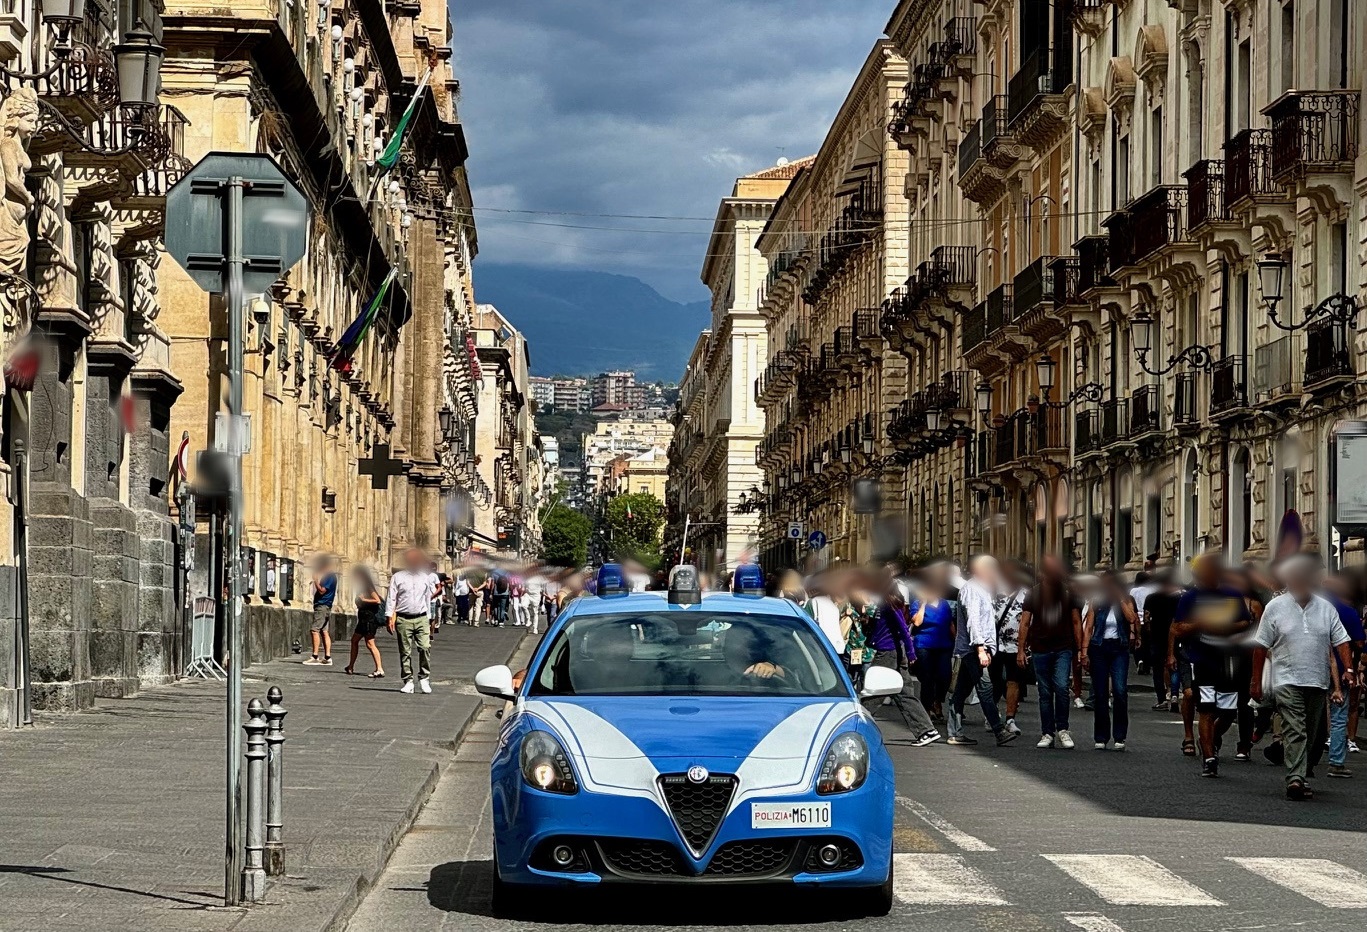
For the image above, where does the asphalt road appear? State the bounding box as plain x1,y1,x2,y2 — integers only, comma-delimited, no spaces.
348,695,1367,932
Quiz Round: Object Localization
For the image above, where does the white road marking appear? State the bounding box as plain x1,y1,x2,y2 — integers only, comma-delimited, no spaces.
895,795,997,852
1064,914,1128,932
1228,858,1367,908
1043,854,1224,906
892,853,1010,905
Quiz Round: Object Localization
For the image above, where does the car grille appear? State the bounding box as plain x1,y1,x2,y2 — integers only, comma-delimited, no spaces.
658,773,737,854
599,839,686,877
703,840,795,876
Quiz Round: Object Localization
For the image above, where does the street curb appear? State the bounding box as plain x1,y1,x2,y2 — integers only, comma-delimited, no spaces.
314,629,530,932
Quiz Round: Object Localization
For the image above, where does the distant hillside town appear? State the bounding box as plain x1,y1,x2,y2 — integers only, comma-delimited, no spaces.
530,371,679,419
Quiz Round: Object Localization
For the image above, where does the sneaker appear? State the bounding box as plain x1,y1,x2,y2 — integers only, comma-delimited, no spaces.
1201,756,1219,778
1113,741,1126,752
1057,730,1076,749
400,680,415,694
418,678,432,694
1328,764,1353,779
1151,700,1168,711
302,656,322,665
1073,696,1085,709
321,657,333,666
1349,740,1360,754
1286,780,1313,800
995,728,1020,747
1094,742,1107,750
911,731,942,747
1005,718,1022,736
946,735,978,746
1235,745,1251,762
1168,699,1179,713
1036,734,1055,749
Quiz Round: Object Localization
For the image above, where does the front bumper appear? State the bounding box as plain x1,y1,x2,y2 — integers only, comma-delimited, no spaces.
493,779,893,887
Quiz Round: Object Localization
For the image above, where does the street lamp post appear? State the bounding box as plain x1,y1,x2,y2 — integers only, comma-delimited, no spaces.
1131,310,1213,376
1256,252,1359,331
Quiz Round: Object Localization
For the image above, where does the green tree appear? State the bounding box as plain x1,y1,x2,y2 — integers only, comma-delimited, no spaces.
541,506,592,567
605,493,666,570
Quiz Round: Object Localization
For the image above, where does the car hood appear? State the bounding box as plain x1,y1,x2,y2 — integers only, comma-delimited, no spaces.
523,696,857,762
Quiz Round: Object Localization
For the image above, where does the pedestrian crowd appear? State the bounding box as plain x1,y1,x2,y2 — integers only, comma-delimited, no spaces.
760,550,1363,801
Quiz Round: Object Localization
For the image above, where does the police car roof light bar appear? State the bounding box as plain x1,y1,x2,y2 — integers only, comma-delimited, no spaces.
596,563,628,597
732,563,764,596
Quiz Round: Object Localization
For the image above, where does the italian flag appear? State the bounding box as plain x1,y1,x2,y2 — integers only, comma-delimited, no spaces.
330,267,399,373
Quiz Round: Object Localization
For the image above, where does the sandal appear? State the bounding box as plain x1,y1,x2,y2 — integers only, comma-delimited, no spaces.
1182,739,1197,757
344,666,355,675
368,671,386,678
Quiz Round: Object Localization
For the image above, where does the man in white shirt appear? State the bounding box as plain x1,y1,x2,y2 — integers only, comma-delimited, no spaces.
524,573,547,635
387,548,441,694
1252,555,1354,799
454,573,472,624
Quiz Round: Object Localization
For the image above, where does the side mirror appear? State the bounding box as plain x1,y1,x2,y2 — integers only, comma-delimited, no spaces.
474,664,517,702
859,664,903,699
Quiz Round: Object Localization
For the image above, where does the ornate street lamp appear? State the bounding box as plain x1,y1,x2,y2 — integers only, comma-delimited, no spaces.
1035,353,1056,396
924,407,943,432
974,381,993,421
1256,251,1359,331
114,24,165,111
861,412,875,455
1131,309,1212,375
438,405,453,437
1034,352,1103,407
44,0,86,48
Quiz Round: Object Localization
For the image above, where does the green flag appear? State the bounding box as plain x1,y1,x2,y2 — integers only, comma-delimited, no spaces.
375,69,431,175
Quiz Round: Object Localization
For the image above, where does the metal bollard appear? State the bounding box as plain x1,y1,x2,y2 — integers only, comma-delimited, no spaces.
264,686,287,876
242,698,268,903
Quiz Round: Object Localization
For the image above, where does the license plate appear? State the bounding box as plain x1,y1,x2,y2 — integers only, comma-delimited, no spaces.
750,802,832,829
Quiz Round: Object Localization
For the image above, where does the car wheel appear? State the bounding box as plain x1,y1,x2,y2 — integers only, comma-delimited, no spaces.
864,858,895,917
490,847,533,919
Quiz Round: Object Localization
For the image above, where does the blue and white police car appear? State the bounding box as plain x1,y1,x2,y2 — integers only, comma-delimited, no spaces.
473,563,902,916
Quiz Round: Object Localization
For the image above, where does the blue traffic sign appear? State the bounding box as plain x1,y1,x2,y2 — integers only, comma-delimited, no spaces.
807,530,827,550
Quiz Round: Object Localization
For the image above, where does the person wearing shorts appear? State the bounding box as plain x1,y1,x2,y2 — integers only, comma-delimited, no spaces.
1172,553,1253,777
305,556,337,666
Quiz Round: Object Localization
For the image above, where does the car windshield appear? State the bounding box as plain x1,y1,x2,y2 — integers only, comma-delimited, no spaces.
528,611,848,697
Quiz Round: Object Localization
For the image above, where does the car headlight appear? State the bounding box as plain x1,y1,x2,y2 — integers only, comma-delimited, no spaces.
520,730,578,794
816,732,868,795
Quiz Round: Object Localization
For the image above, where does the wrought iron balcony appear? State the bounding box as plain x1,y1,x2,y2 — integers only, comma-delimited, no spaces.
985,283,1015,333
943,17,977,60
1266,90,1360,182
1075,409,1101,455
1210,355,1248,415
1105,185,1190,272
1074,234,1116,295
992,407,1068,469
1174,371,1198,428
1071,0,1114,36
925,244,976,296
1099,398,1129,446
1224,128,1283,204
1184,159,1228,231
1304,318,1353,388
833,325,859,367
1007,45,1072,149
853,309,881,347
960,300,988,355
1129,384,1161,436
957,117,982,180
1015,256,1067,340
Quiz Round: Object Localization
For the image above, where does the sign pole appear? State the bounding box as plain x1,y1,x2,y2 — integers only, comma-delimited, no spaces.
225,175,246,906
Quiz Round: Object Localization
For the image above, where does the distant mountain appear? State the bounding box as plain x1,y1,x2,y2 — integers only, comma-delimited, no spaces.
473,264,711,379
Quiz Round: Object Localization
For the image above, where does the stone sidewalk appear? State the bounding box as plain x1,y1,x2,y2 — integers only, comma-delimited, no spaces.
0,623,527,932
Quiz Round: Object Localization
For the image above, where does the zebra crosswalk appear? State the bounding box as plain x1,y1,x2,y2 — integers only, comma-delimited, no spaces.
892,853,1367,912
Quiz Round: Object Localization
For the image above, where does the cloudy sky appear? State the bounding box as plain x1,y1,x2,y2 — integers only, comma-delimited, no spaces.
453,0,891,303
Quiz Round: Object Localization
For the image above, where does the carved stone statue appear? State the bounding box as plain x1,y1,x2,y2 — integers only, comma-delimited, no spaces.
0,88,38,277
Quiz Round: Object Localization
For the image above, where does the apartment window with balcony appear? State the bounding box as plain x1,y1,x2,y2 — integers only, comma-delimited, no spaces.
1330,222,1348,295
1117,134,1131,205
1236,39,1252,132
1090,159,1102,227
1150,106,1163,188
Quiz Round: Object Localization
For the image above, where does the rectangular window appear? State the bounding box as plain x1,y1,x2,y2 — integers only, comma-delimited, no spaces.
1330,222,1348,295
1237,40,1252,131
1150,107,1163,187
1118,136,1131,204
1281,2,1296,93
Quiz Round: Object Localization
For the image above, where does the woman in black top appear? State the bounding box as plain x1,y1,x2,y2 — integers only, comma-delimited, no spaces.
345,565,386,678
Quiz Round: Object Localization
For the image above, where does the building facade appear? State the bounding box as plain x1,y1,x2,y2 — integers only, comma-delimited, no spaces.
749,0,1365,573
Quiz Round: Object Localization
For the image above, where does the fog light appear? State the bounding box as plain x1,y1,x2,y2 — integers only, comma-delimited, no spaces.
817,844,841,868
551,844,576,867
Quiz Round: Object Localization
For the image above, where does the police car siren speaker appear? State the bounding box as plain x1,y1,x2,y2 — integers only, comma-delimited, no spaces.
667,565,701,604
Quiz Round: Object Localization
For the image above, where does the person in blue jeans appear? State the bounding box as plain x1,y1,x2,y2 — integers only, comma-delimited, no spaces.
1323,574,1365,778
1017,555,1084,749
1083,571,1140,751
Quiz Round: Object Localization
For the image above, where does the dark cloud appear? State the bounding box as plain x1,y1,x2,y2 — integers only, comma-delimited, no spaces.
454,0,890,301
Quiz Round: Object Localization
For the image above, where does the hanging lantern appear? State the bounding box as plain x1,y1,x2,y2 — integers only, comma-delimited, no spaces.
113,25,165,109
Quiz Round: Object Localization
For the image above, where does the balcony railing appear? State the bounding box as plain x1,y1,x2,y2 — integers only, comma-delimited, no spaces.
1075,235,1115,294
957,117,982,179
1130,184,1189,262
1304,318,1354,387
985,284,1014,333
853,309,880,342
1224,128,1281,203
1007,45,1070,126
1210,355,1248,414
1267,90,1360,180
928,244,976,290
1048,255,1082,304
1015,256,1059,313
1174,371,1197,427
1075,409,1100,454
1184,159,1227,230
981,95,1011,150
1099,398,1129,446
943,17,977,56
961,301,988,354
1129,384,1161,435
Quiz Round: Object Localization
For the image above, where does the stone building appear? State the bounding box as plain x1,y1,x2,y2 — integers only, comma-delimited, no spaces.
667,162,806,573
749,0,1367,574
2,0,486,724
